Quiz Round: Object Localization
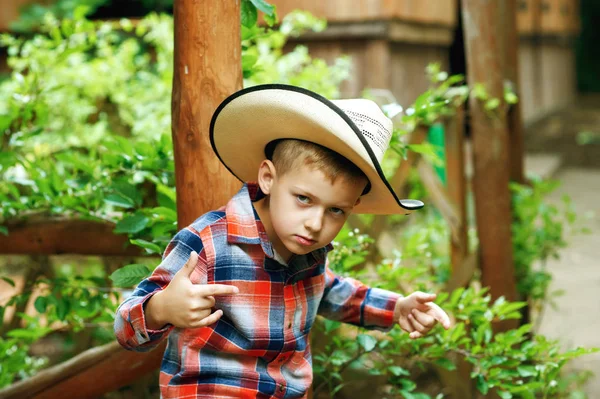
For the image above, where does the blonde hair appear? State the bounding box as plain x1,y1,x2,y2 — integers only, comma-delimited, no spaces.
269,139,368,187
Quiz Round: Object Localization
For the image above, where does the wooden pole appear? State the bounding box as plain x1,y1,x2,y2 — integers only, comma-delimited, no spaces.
0,219,142,256
461,0,518,304
444,108,468,275
171,0,243,228
0,1,244,397
498,0,526,184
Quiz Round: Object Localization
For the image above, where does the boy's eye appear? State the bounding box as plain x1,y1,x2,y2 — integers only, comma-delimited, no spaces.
330,207,345,216
297,195,310,204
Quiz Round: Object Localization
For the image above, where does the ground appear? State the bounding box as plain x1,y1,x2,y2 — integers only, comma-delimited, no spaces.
526,95,600,395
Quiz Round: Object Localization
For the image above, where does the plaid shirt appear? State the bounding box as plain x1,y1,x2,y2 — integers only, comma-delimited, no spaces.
114,183,400,399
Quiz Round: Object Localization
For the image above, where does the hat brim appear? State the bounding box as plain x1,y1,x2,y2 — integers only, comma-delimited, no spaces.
210,84,424,214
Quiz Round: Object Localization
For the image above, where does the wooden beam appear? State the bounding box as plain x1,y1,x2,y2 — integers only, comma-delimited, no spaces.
0,218,142,256
443,108,469,276
461,0,518,303
499,0,526,183
0,341,166,399
416,159,462,245
364,40,390,89
288,20,455,46
171,0,243,228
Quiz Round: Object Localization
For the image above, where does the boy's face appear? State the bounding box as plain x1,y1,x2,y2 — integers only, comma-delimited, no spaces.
257,161,367,261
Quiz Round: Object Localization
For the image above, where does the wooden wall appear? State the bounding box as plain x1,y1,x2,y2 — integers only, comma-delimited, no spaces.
274,0,581,124
0,0,582,123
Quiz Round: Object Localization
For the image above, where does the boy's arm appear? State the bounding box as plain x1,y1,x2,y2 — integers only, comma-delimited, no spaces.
317,259,401,332
114,232,204,352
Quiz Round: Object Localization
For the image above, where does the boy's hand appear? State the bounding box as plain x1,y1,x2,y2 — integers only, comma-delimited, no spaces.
394,292,451,339
145,251,239,330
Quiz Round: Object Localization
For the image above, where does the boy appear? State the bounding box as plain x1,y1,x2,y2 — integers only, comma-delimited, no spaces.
114,84,451,398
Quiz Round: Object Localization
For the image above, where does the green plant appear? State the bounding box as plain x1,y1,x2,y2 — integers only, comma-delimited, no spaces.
510,177,588,332
313,227,598,399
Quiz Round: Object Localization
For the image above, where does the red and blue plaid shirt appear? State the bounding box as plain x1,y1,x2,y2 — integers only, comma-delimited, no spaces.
114,183,400,398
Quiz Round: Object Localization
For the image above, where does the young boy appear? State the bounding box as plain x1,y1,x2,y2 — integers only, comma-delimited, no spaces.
114,84,451,398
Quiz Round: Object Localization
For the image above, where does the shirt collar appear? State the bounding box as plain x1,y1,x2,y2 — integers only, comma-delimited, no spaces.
225,183,333,262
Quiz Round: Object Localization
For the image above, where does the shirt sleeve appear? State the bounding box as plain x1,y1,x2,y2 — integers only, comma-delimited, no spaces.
114,228,206,351
317,260,401,331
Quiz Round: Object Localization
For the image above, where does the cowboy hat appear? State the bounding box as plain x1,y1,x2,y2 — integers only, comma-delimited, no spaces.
209,84,424,214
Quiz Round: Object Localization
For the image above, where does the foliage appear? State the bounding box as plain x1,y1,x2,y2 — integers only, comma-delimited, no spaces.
314,227,598,399
510,177,589,328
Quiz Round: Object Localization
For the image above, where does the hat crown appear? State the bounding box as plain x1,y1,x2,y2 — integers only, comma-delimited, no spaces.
331,99,393,164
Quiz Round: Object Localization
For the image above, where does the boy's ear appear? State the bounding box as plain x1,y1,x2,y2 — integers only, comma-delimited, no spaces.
354,197,361,207
257,160,276,195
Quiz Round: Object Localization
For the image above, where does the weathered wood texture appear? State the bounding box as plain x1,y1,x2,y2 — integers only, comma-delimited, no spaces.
270,0,457,26
461,0,518,303
444,107,468,272
0,219,141,256
499,0,526,183
171,0,242,228
0,341,166,399
517,0,580,34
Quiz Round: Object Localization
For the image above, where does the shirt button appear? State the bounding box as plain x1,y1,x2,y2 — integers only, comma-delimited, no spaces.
278,384,285,392
287,322,292,329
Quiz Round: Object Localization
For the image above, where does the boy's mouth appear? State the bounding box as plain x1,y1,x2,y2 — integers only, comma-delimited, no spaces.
295,235,316,246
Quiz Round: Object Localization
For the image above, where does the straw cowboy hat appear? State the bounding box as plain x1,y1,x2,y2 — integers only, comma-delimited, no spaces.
209,84,424,215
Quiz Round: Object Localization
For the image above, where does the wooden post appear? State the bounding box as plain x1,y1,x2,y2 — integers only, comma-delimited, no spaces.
171,0,243,228
364,40,391,89
461,0,518,304
444,107,468,274
498,0,526,184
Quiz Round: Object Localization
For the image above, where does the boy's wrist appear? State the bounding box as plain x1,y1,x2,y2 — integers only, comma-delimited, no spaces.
145,291,168,330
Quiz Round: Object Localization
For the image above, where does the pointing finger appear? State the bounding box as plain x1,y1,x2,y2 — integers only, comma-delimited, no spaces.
414,292,437,304
428,304,452,329
197,284,239,296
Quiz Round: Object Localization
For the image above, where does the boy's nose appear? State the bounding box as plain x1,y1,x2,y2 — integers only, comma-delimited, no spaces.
305,211,324,232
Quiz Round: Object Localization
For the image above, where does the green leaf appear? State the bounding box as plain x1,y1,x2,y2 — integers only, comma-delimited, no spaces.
242,52,259,72
517,365,537,377
104,193,135,209
475,374,489,395
241,0,258,28
250,0,275,15
434,357,456,371
114,213,150,234
56,297,70,320
130,239,162,255
1,276,15,287
388,366,410,376
151,206,177,222
357,334,377,352
0,226,8,236
498,391,513,399
264,5,278,26
34,296,47,313
485,98,501,111
110,264,151,288
7,326,53,340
